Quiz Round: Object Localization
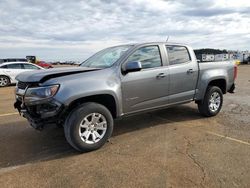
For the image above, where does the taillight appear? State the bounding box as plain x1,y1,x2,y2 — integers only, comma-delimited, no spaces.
234,65,238,80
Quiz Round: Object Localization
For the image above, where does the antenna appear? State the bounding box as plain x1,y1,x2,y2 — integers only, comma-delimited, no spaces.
166,36,170,42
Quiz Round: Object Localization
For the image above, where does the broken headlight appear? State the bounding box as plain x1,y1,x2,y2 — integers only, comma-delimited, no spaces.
24,84,60,103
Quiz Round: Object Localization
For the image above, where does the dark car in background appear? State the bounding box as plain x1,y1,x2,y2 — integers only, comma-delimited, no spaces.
0,58,28,63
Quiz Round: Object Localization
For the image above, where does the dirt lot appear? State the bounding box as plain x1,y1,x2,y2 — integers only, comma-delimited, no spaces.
0,66,249,188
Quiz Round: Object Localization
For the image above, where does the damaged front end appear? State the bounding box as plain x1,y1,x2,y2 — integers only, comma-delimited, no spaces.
14,82,65,130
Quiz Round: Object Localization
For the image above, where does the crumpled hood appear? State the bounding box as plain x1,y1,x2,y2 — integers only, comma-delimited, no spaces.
16,67,100,83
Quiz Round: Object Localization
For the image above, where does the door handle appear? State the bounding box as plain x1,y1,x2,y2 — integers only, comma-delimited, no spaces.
187,69,194,74
156,73,166,79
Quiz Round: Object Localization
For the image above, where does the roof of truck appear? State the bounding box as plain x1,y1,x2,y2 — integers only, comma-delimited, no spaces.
112,42,189,48
134,41,188,45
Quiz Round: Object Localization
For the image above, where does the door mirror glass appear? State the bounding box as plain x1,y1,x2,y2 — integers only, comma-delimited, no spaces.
123,61,142,73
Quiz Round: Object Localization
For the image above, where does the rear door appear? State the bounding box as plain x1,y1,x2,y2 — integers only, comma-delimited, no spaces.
121,45,170,113
166,45,199,103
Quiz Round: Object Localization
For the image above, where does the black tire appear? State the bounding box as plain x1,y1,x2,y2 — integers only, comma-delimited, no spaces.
198,86,223,117
0,76,10,87
64,102,113,152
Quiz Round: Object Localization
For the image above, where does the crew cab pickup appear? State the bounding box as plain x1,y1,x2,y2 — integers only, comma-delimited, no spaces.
14,42,237,152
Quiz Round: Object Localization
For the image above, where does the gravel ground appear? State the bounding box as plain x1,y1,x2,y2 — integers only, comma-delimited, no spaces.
0,65,249,188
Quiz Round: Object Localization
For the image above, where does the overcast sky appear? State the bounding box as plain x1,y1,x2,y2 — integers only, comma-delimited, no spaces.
0,0,249,61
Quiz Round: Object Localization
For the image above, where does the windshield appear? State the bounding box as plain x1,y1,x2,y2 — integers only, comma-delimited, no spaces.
80,45,132,68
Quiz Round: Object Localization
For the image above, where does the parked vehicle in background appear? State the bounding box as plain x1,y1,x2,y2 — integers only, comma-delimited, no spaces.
74,61,82,65
37,61,53,69
235,60,241,65
26,56,53,69
0,62,44,87
14,42,237,152
50,61,60,65
0,58,27,63
1,57,53,69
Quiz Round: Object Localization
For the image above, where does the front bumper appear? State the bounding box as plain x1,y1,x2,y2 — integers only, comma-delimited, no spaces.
14,97,65,130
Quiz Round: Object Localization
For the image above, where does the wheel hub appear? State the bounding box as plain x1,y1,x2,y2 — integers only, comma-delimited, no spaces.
209,91,221,112
0,77,8,86
79,113,107,144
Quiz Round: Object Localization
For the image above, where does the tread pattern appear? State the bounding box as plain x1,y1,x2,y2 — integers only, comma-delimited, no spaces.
64,102,113,152
198,86,223,117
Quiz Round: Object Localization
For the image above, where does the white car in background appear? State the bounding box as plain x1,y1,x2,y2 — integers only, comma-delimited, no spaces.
0,62,44,87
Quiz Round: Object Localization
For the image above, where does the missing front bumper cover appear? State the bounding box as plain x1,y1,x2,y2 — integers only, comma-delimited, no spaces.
14,99,64,131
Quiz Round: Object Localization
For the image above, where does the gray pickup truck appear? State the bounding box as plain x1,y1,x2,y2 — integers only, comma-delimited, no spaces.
14,42,237,152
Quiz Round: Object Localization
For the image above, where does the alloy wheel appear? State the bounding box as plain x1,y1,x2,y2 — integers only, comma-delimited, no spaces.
78,113,107,144
209,91,221,112
0,77,8,86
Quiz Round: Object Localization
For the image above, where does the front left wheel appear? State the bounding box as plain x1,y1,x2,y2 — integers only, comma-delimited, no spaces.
64,102,114,152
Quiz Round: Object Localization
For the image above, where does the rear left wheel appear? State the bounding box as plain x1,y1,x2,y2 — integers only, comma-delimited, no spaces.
0,76,10,87
64,102,113,152
198,86,223,117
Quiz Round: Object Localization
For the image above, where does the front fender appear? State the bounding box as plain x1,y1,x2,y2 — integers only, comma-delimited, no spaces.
44,69,123,116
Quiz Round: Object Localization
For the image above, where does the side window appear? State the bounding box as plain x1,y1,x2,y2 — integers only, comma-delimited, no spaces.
23,64,40,70
166,46,191,65
0,65,7,69
127,46,162,69
6,64,22,69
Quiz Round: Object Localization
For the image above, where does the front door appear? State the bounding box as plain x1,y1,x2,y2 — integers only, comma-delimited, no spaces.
3,63,24,82
121,45,170,114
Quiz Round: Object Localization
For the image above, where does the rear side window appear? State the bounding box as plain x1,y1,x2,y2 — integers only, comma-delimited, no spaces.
23,64,40,70
166,46,191,65
127,46,162,69
6,64,22,69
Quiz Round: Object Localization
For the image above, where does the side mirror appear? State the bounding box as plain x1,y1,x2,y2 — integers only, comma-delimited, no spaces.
122,61,142,74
